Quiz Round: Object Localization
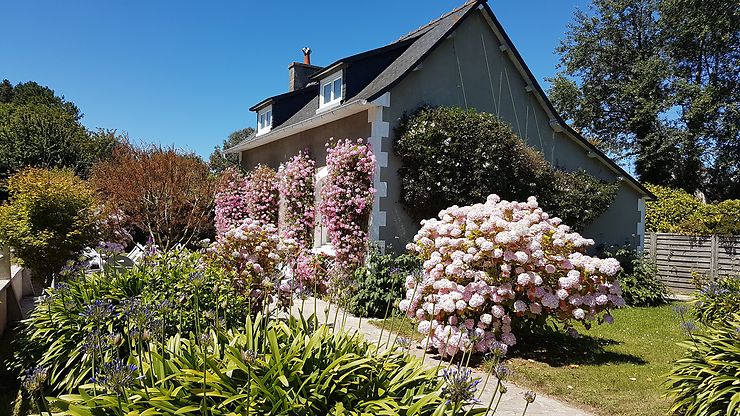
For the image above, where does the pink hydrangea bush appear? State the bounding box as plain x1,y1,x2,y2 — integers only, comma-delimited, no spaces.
205,218,295,309
245,164,279,225
214,167,249,236
320,139,376,271
278,151,316,249
399,194,624,357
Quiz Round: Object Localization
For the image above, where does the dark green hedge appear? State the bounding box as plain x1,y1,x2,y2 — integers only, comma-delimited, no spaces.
394,106,618,230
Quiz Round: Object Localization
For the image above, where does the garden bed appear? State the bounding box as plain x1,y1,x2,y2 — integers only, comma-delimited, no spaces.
371,303,688,416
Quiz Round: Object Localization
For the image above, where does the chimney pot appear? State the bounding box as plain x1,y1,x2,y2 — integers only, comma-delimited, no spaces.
302,47,311,65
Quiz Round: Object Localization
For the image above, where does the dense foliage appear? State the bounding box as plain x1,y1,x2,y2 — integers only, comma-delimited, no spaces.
214,167,249,237
0,168,99,283
550,0,739,199
693,276,740,326
394,107,617,230
320,139,376,271
278,151,316,249
400,195,624,356
666,314,740,415
90,143,216,248
347,249,420,318
0,80,118,194
607,247,668,307
208,127,254,174
645,183,740,235
245,164,280,226
12,248,250,396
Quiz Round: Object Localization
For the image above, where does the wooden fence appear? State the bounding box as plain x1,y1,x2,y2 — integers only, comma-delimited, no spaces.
645,232,740,293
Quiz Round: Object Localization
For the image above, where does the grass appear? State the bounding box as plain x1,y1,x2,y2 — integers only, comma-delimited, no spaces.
371,303,688,416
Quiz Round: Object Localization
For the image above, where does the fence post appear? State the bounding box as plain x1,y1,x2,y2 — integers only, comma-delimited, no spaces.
649,232,657,264
710,234,719,280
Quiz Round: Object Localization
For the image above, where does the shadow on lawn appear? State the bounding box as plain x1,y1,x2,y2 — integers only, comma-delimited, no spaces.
508,326,647,367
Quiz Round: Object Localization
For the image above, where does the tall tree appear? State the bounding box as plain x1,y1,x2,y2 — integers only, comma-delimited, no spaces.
209,127,254,174
549,0,739,198
0,80,119,197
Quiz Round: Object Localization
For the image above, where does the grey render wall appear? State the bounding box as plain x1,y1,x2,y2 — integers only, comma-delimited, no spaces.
240,110,371,170
381,9,642,252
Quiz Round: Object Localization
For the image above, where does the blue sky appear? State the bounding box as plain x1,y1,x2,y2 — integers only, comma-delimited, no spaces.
2,0,590,159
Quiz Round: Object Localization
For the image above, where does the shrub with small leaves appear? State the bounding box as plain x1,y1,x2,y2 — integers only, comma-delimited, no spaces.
347,249,420,318
0,167,99,283
606,246,668,307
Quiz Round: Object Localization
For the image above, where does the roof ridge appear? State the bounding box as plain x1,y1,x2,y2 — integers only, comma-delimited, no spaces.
393,0,478,43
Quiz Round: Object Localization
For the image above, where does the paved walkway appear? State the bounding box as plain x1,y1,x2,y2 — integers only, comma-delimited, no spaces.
290,297,593,416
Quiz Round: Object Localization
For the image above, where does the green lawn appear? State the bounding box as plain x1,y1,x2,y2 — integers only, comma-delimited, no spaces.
370,303,688,416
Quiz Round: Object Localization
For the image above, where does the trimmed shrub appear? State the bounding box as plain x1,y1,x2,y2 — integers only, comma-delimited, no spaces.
0,168,99,283
347,249,420,318
399,194,624,356
90,143,216,248
214,167,249,237
645,183,740,235
693,276,740,326
245,164,279,226
394,106,618,230
666,314,740,416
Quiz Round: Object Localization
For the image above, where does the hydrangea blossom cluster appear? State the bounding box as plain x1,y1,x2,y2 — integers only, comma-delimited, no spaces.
278,151,316,249
399,194,624,356
293,251,331,294
206,218,294,300
245,165,280,226
319,139,376,270
214,167,249,237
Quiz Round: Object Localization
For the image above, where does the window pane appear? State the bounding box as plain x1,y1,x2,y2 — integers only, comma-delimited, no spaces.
323,83,332,104
333,78,342,100
266,111,271,125
259,113,265,128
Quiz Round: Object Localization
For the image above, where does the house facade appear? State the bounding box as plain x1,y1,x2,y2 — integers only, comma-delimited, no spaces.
227,0,653,254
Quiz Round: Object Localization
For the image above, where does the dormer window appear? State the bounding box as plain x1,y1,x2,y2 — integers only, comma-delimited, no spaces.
319,72,343,109
257,105,272,135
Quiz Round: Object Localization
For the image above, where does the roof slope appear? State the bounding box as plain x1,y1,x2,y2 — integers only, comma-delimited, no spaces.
229,0,651,198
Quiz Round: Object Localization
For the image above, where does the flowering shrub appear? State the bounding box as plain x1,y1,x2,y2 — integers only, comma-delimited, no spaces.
278,151,316,249
399,194,624,356
320,139,376,271
245,164,279,225
205,218,294,310
293,251,332,294
214,167,249,237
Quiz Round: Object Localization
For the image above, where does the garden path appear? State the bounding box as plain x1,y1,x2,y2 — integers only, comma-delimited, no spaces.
291,297,594,416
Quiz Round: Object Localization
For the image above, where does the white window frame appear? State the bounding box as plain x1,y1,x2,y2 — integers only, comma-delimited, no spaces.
257,105,272,135
318,72,343,110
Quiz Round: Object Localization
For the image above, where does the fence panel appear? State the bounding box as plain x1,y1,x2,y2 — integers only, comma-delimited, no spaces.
645,232,740,293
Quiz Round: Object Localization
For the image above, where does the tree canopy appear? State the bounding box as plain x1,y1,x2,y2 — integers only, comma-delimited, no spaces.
550,0,739,200
208,127,254,174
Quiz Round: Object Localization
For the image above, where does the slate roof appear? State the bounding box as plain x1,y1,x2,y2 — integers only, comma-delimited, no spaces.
246,0,478,133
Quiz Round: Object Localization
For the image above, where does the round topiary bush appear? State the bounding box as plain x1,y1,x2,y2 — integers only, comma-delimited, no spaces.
394,106,617,230
399,194,625,356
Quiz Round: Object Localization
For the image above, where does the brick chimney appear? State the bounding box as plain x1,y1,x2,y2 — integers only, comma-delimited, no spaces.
288,47,322,91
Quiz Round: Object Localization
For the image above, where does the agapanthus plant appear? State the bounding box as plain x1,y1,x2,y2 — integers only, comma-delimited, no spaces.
214,167,250,237
400,194,624,356
278,150,316,249
319,139,376,271
245,164,280,226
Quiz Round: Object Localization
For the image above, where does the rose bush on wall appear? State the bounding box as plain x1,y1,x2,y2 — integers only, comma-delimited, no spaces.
214,167,249,237
320,139,376,271
400,194,624,357
245,164,279,226
278,151,316,249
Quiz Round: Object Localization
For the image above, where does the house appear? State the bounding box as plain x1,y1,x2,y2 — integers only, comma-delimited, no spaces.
226,0,653,254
